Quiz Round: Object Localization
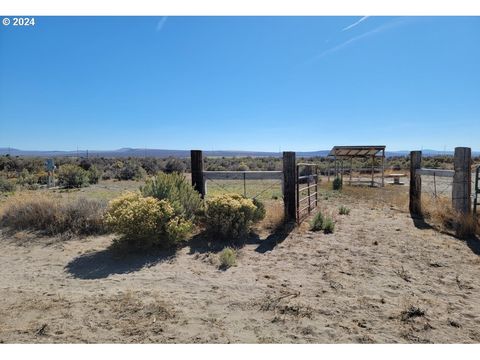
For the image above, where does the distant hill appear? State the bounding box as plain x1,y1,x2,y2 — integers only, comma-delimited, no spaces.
0,147,478,158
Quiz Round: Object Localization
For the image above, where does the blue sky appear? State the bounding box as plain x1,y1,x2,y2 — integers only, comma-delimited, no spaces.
0,16,479,151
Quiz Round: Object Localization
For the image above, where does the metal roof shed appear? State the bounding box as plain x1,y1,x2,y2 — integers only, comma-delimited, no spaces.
328,145,386,187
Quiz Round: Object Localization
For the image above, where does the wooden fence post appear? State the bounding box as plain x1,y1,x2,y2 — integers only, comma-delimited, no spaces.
283,151,296,222
452,147,471,214
191,150,205,198
409,151,422,215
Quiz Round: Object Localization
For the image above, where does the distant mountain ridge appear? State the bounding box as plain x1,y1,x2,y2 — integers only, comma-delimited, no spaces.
0,147,478,158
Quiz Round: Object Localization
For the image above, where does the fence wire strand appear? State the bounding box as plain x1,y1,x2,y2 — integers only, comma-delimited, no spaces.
205,178,282,200
420,171,478,203
421,174,453,199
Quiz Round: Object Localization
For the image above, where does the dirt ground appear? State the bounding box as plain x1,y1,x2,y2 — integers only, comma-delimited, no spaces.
1,183,480,343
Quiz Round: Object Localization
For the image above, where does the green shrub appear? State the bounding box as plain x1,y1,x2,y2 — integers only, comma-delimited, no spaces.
141,172,203,221
237,162,249,171
0,176,16,193
252,198,266,223
36,170,49,185
1,193,106,235
332,176,342,190
17,169,38,187
87,165,101,184
218,247,237,269
205,194,264,239
323,217,335,234
310,211,335,234
58,164,89,188
310,212,325,232
164,158,186,173
339,205,350,215
115,160,146,181
104,192,192,250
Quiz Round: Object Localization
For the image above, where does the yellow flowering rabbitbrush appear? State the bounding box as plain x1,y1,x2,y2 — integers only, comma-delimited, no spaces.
104,191,192,249
205,193,265,239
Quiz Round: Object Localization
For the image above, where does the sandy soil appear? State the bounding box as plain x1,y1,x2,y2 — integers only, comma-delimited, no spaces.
1,186,480,343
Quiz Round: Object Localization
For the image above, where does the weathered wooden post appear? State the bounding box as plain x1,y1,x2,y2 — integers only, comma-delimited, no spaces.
409,151,422,215
191,150,205,198
283,151,296,222
452,147,471,214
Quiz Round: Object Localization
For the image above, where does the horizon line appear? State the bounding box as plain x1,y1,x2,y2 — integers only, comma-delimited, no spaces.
1,147,479,153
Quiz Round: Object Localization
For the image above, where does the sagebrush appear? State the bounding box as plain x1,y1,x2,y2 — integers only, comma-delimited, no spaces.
0,176,16,193
115,160,146,181
310,212,325,232
58,164,90,188
218,247,237,269
339,205,350,215
310,211,335,234
141,172,203,221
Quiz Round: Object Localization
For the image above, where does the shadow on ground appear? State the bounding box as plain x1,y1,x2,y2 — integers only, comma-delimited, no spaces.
465,236,480,256
254,222,295,253
410,212,434,230
65,248,175,280
67,223,296,279
410,210,480,256
187,233,258,255
188,223,295,255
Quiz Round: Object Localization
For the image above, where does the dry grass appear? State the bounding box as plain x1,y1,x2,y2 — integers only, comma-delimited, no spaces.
258,201,285,232
325,179,478,238
0,192,106,236
422,196,478,237
338,183,409,211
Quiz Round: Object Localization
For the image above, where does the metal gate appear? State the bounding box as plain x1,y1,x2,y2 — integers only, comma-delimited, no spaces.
296,163,319,223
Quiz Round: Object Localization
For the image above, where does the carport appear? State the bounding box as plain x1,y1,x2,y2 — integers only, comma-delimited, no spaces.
328,145,386,187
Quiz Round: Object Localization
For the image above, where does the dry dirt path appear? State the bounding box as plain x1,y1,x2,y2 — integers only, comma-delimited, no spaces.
1,191,479,343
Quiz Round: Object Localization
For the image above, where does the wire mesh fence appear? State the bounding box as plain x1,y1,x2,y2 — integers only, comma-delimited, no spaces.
420,174,454,200
204,178,283,201
420,171,477,206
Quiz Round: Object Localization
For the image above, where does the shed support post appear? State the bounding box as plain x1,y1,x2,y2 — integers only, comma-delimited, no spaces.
335,156,338,178
371,155,375,187
341,159,344,183
381,149,385,187
349,158,353,185
409,151,422,216
191,150,205,198
452,147,472,215
283,151,297,223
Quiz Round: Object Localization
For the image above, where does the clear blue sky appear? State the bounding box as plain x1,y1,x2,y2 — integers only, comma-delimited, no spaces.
1,16,479,152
